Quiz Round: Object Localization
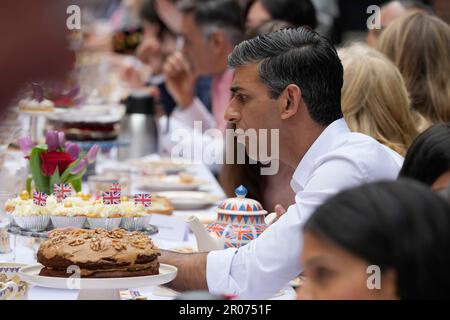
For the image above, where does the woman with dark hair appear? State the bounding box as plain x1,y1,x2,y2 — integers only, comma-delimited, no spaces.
399,123,450,191
245,0,317,31
301,180,450,300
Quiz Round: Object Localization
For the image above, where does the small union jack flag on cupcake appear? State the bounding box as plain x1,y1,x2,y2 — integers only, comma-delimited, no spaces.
110,182,121,193
102,191,121,205
33,192,48,207
53,183,72,202
134,193,152,207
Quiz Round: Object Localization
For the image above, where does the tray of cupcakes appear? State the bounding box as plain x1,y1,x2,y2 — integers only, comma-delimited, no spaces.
3,183,174,238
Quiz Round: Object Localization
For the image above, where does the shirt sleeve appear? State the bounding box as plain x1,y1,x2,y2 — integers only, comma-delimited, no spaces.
171,97,216,131
205,157,369,299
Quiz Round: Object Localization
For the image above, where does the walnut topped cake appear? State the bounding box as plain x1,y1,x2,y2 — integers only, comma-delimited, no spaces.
37,228,161,278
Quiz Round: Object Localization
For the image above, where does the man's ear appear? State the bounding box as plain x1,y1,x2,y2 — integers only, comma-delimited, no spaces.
209,30,226,53
380,269,399,300
280,84,301,120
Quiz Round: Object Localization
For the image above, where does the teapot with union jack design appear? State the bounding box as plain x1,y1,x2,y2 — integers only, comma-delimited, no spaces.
187,185,268,252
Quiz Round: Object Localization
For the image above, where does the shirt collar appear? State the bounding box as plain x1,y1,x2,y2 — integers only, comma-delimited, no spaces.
291,118,350,191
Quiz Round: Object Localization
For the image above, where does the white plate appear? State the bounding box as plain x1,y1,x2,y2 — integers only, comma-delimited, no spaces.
19,263,177,291
19,108,65,117
138,176,207,191
46,104,125,123
156,191,221,210
129,160,189,175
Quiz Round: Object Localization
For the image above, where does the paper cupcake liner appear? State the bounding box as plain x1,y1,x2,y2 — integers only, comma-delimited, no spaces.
8,217,18,228
51,216,87,229
13,216,50,232
87,217,122,231
120,216,151,231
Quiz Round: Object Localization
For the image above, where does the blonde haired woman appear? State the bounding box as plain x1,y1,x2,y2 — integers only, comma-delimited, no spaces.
377,12,450,123
339,43,423,155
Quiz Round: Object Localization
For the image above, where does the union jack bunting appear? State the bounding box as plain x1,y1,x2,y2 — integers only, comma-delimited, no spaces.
207,223,225,237
53,183,72,202
134,193,152,207
33,192,48,207
102,191,121,205
110,182,121,193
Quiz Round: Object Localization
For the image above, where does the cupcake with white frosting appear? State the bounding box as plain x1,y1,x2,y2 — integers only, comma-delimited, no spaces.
119,202,151,231
86,201,122,231
11,202,50,232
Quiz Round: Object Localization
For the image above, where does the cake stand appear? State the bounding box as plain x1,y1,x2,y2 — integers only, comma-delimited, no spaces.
20,109,65,143
7,224,159,239
19,263,177,300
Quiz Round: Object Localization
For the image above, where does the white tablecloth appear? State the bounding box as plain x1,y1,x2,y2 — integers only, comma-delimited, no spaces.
5,155,296,300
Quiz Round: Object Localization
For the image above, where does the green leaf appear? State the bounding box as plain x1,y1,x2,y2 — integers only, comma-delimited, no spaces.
60,158,82,182
69,178,82,192
60,151,88,183
26,175,33,194
49,168,61,194
29,145,49,194
65,168,87,184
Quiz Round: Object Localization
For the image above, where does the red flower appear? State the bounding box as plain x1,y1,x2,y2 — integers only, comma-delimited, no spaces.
51,96,74,107
40,151,74,177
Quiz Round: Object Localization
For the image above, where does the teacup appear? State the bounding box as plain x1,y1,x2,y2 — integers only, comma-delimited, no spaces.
0,262,28,300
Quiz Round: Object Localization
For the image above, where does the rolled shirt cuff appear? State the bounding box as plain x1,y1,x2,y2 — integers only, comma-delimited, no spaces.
172,97,216,130
206,248,239,296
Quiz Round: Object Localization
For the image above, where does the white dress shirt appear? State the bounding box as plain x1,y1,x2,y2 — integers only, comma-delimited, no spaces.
206,118,404,299
170,97,217,131
158,98,224,173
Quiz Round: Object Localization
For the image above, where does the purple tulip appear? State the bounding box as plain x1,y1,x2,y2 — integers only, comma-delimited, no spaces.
65,143,80,160
18,136,35,155
71,158,88,174
58,132,65,149
86,144,100,164
45,130,59,152
66,85,80,99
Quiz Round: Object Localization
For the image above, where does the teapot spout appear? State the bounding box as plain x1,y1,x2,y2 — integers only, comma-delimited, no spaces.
186,216,223,252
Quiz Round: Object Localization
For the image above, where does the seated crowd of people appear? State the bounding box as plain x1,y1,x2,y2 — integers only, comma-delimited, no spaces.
130,0,449,300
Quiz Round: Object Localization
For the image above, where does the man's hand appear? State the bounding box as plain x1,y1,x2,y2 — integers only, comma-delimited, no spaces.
120,65,146,88
159,250,208,292
162,52,196,108
265,204,287,225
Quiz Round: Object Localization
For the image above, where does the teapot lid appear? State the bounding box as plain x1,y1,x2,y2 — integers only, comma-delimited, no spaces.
216,185,267,215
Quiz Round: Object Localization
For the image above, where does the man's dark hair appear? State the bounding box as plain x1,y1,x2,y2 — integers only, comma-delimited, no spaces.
399,123,450,186
305,179,450,299
228,27,343,126
178,0,244,46
245,0,318,30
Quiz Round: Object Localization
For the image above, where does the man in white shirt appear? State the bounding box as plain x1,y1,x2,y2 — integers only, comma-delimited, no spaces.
160,27,403,299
